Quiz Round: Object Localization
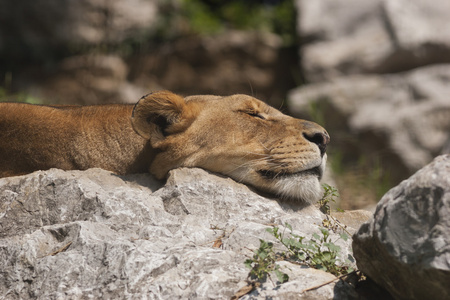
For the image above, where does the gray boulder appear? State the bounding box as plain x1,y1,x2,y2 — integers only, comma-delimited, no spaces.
353,154,450,300
0,168,362,299
296,0,450,82
288,64,450,183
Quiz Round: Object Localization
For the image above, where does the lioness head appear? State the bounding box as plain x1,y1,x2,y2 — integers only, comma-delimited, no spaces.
131,91,329,203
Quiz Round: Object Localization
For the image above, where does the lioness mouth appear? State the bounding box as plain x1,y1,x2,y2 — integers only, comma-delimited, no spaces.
258,166,322,180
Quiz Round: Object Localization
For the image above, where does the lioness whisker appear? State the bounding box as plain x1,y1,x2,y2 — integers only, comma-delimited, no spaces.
242,151,268,157
258,140,270,151
229,159,281,175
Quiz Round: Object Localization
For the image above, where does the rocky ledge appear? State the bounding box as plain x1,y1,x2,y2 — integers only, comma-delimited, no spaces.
1,155,449,299
0,167,366,299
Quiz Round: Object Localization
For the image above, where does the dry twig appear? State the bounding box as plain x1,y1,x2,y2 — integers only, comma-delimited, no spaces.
301,270,357,293
49,241,72,256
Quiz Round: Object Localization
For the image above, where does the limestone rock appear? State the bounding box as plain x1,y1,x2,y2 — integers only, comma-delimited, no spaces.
30,54,147,105
353,154,450,300
0,168,359,299
331,210,373,235
297,0,450,82
0,0,159,61
288,64,450,182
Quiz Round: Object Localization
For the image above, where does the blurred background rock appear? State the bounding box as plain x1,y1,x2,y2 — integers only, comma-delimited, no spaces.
1,0,449,209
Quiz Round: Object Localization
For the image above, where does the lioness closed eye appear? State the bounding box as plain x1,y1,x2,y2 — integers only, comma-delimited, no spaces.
0,91,329,203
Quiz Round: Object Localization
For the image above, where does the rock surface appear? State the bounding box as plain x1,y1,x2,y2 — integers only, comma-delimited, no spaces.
353,154,450,300
0,168,362,299
297,0,450,82
288,64,450,183
29,54,147,105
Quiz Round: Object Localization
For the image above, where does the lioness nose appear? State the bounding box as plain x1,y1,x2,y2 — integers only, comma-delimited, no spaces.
303,125,330,157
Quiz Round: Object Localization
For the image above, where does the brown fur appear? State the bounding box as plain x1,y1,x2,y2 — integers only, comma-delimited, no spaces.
0,91,330,202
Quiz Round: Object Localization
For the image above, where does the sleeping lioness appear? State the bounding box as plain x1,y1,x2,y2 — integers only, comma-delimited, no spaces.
0,91,329,203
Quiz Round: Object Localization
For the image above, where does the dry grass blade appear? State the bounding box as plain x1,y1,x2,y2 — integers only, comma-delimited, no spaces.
301,270,357,294
49,241,72,256
230,281,260,300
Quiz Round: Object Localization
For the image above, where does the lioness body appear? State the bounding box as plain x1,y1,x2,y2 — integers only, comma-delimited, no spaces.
0,104,153,178
0,91,329,203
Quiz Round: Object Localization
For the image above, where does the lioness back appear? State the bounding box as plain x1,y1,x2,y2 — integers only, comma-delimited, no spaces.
0,103,152,178
0,91,330,203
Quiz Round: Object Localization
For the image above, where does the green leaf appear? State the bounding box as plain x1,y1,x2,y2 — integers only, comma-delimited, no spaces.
320,228,329,236
324,242,341,252
290,240,303,249
319,251,334,261
258,251,268,260
285,223,293,231
281,238,292,246
290,232,300,239
347,254,355,263
275,268,289,283
315,263,326,271
295,252,306,261
244,259,254,267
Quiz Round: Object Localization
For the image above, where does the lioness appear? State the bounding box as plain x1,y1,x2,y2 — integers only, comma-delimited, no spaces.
0,91,329,203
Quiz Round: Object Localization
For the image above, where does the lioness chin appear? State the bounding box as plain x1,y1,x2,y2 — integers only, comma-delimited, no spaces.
0,91,329,203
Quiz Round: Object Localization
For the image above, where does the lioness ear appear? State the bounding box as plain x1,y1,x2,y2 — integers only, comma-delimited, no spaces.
131,90,186,140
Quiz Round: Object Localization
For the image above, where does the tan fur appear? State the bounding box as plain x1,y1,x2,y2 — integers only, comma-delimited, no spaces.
0,91,330,203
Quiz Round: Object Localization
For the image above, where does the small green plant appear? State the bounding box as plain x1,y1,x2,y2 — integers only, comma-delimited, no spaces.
267,224,354,277
244,186,354,286
244,239,289,283
319,183,340,215
244,221,355,286
319,184,352,236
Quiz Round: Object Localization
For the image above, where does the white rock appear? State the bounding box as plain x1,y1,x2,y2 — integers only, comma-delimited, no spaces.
0,167,362,299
